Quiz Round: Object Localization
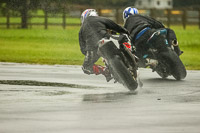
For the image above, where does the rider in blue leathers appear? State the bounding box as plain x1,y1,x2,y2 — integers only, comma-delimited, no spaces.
123,7,182,67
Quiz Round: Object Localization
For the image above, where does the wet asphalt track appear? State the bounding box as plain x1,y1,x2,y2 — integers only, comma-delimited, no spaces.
0,62,200,133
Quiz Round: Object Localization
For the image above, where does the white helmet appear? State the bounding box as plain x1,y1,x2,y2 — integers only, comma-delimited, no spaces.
81,9,98,24
123,7,139,22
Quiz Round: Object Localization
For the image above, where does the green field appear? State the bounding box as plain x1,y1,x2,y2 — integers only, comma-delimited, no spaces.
170,25,200,70
0,25,200,70
0,26,84,65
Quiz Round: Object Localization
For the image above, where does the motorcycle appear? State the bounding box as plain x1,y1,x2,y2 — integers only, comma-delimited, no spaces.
139,29,187,80
98,34,139,91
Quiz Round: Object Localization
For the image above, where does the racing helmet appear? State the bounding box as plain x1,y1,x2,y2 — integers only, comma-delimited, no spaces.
81,9,98,24
123,7,139,22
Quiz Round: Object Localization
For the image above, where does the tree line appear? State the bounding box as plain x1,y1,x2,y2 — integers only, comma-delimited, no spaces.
0,0,199,29
0,0,138,28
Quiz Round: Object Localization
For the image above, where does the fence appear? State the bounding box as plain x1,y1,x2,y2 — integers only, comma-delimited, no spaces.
0,8,200,29
0,10,81,29
113,8,200,29
149,9,200,29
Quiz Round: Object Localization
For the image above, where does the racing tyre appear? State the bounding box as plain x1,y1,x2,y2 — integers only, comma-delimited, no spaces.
159,48,187,80
109,55,138,90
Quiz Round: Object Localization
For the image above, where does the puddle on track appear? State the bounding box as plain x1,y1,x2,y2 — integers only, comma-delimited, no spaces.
0,80,97,89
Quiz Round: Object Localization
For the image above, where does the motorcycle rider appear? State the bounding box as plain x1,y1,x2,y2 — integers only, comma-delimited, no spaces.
123,7,182,67
79,9,129,82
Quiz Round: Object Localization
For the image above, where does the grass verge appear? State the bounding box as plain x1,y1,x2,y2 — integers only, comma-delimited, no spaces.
0,25,200,70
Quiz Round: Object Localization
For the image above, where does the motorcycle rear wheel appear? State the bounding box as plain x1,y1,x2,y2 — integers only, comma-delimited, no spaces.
159,48,187,80
109,55,138,91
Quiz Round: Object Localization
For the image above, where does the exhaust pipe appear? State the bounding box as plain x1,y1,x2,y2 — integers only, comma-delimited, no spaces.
172,39,178,46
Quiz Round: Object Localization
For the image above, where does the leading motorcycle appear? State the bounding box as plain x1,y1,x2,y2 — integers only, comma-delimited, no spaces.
139,29,187,80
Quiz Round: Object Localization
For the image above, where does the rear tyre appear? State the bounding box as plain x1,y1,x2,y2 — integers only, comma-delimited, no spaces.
159,49,187,80
109,55,138,91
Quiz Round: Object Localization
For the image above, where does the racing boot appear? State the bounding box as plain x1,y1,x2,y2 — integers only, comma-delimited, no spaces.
93,64,113,82
145,58,158,71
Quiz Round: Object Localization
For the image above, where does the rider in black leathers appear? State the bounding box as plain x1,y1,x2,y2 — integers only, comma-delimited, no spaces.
79,9,129,81
123,7,182,67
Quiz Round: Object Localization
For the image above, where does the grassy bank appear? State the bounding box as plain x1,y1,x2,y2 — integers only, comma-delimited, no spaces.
171,25,200,70
0,26,84,65
0,25,200,70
